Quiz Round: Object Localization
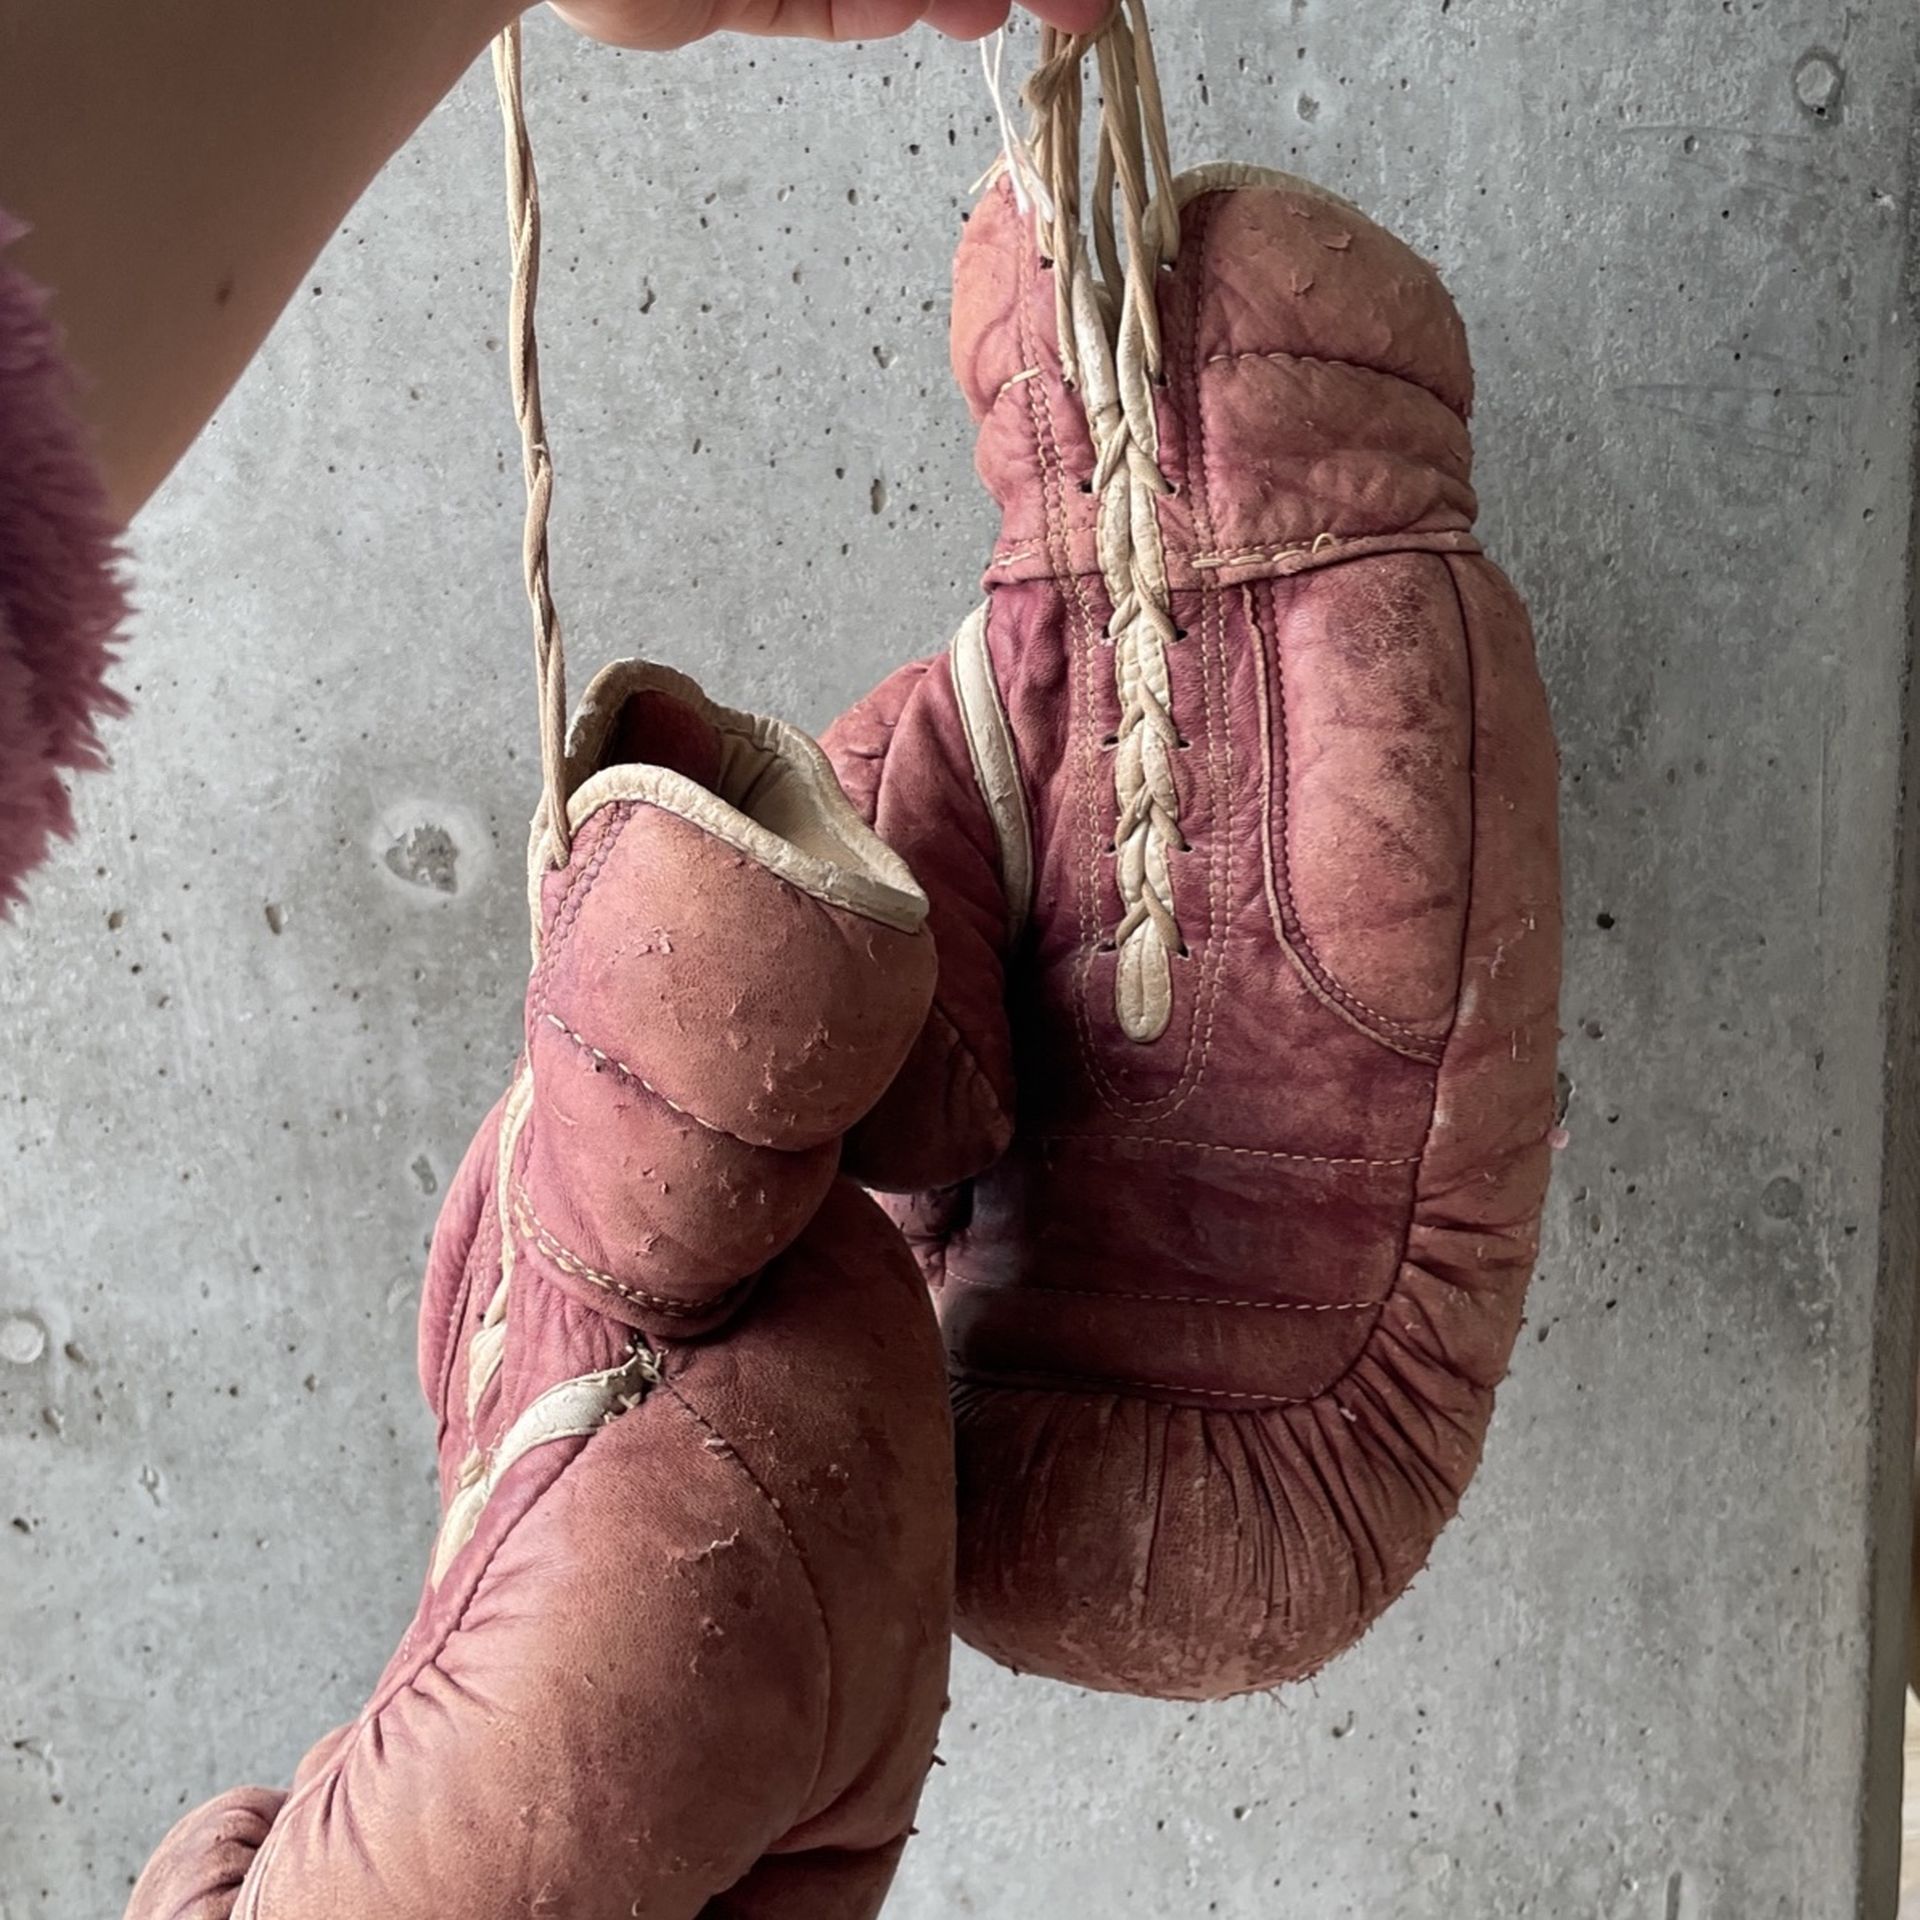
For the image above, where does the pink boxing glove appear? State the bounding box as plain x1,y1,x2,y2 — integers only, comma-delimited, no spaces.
124,1791,286,1920
824,168,1562,1700
129,665,954,1920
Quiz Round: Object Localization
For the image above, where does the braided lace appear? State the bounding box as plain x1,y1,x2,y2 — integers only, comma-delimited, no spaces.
1025,3,1185,1042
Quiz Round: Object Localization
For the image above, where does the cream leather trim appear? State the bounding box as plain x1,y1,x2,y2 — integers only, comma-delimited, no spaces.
464,1274,511,1430
528,660,928,941
492,1066,533,1291
429,1341,659,1586
949,604,1035,944
458,1068,533,1432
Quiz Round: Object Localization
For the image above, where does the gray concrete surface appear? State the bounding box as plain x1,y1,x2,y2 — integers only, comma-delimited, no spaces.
5,3,1919,1915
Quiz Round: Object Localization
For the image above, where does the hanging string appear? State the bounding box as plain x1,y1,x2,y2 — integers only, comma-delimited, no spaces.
491,20,572,863
1023,0,1176,386
979,30,1055,221
493,6,1175,899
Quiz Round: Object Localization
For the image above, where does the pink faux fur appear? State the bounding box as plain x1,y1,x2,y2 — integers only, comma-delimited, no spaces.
0,212,128,912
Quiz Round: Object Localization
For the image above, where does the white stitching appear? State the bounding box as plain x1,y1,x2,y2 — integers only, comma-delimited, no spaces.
961,1281,1385,1312
512,1184,747,1319
1032,1132,1417,1168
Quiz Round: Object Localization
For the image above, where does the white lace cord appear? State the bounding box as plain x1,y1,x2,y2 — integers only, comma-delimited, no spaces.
422,30,662,1600
980,31,1054,220
1023,1,1184,1043
492,21,572,868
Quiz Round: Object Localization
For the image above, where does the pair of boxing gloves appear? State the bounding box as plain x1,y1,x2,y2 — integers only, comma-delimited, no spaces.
128,168,1558,1919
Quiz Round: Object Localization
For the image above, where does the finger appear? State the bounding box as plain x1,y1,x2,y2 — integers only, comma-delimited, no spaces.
822,0,934,38
548,0,723,52
922,0,1015,40
1018,0,1112,31
701,0,932,42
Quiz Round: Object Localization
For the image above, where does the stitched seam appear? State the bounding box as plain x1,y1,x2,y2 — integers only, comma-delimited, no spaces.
538,803,630,973
1032,1132,1418,1167
429,1133,500,1446
540,825,602,942
1200,346,1466,420
1197,535,1347,566
434,1195,494,1450
267,1369,818,1908
950,1363,1319,1407
1195,530,1480,568
1169,214,1233,1120
1002,532,1483,574
959,1281,1385,1312
662,1379,837,1810
532,1009,764,1147
1190,554,1230,1105
981,365,1109,454
1200,533,1377,567
513,1184,751,1319
1256,576,1447,1063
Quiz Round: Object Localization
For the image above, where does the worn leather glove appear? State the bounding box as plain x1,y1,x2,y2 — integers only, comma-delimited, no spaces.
128,664,954,1919
823,168,1562,1699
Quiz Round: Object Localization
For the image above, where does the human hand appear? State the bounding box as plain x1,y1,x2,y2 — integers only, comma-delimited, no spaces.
550,0,1110,55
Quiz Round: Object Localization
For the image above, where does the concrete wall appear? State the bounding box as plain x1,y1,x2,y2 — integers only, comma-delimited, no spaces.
5,2,1919,1914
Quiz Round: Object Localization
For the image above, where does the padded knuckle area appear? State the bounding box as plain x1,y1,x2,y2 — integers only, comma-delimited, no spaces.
536,801,935,1152
1195,357,1475,559
956,175,1480,585
1180,181,1471,412
520,1018,841,1330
